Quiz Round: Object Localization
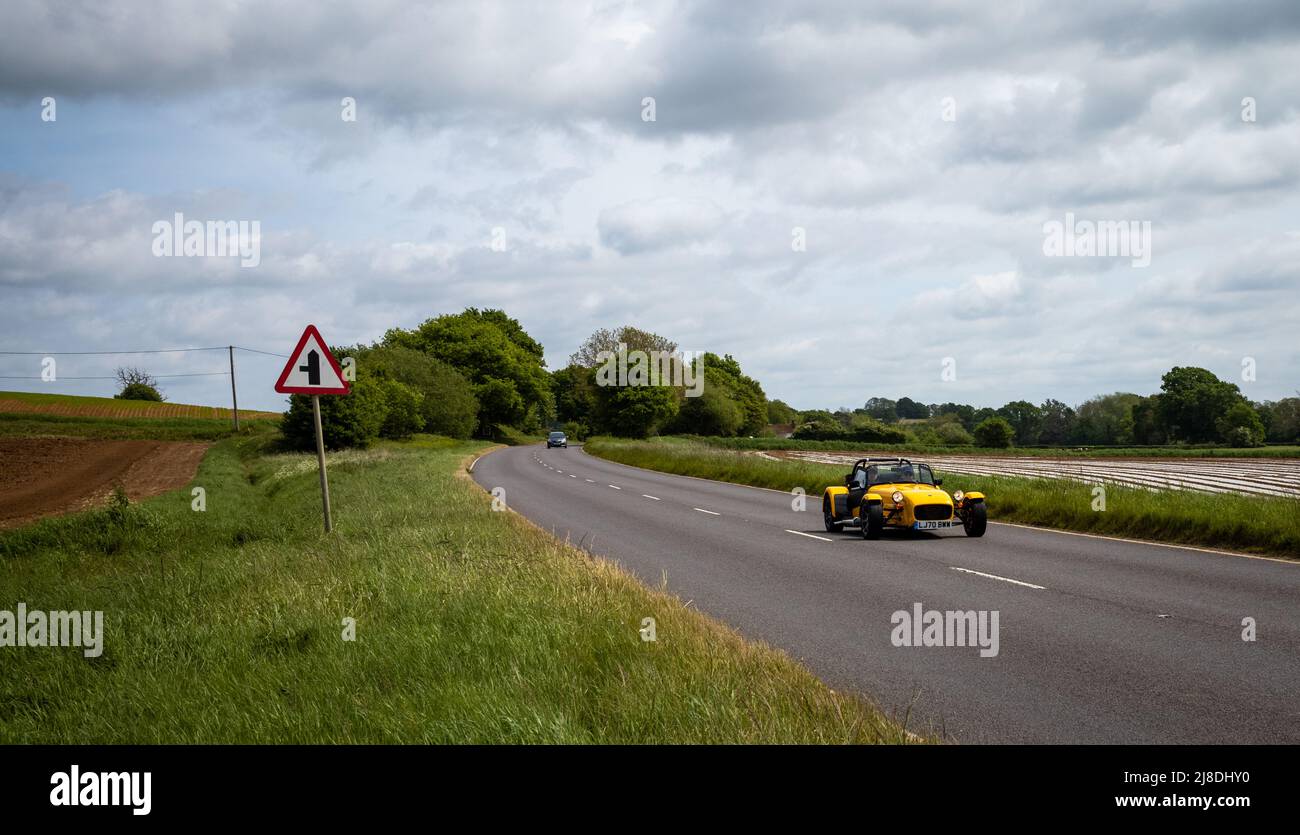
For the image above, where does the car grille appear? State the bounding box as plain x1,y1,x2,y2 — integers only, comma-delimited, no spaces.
913,504,952,521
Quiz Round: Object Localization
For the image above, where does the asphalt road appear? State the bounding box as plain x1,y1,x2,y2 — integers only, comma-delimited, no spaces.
473,443,1300,743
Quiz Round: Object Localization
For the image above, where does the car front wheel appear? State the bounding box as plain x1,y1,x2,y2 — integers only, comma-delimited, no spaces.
823,498,838,532
861,503,883,540
962,502,987,537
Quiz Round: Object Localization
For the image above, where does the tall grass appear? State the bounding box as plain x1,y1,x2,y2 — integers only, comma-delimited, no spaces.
586,438,1300,559
0,434,909,743
681,434,1300,458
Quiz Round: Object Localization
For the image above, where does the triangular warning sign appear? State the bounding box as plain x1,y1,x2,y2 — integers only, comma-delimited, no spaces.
275,324,351,395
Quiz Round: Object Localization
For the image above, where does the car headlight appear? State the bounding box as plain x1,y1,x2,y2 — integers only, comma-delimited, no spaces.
953,490,964,502
891,491,904,504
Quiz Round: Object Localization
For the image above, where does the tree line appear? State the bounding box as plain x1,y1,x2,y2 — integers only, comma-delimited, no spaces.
262,306,1294,450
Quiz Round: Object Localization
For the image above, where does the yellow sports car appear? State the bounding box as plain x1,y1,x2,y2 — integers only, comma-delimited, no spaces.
822,457,986,539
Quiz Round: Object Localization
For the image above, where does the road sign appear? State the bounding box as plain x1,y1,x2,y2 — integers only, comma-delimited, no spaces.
274,324,350,533
274,324,350,395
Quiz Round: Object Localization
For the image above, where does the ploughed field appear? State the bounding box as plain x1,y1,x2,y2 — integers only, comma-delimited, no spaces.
0,437,209,528
760,449,1300,498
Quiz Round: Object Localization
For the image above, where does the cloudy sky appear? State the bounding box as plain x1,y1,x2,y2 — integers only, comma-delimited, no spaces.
2,0,1298,412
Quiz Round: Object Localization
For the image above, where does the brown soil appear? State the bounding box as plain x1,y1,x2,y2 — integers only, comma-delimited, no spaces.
0,438,210,528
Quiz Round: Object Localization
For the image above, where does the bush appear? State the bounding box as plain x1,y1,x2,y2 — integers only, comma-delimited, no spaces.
935,422,974,445
793,418,906,444
973,416,1015,448
115,382,163,402
281,378,387,450
379,380,424,440
562,421,588,441
348,345,479,439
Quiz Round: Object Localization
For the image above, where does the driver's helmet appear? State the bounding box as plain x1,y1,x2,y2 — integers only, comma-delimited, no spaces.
896,465,915,482
852,468,868,488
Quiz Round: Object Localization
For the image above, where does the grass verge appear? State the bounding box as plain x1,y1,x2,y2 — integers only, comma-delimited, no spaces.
585,438,1300,560
0,433,908,743
682,435,1300,458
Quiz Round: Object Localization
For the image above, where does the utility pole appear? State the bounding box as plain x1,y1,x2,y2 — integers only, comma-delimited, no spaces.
228,345,240,431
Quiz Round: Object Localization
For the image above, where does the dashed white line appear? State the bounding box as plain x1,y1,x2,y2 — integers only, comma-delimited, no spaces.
950,566,1046,590
608,485,621,490
693,507,720,516
641,494,660,501
568,474,577,478
585,479,596,483
785,529,833,542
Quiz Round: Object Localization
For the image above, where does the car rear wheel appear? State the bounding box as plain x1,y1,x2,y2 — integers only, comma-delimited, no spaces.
823,498,838,532
962,502,987,537
861,503,883,540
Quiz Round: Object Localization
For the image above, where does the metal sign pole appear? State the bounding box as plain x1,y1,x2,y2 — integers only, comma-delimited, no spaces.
312,394,333,532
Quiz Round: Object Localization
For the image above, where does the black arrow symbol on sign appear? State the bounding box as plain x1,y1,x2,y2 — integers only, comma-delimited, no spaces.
299,349,321,385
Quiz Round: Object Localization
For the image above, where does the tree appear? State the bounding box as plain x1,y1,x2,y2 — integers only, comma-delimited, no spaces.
378,380,424,440
766,399,798,425
1216,401,1266,447
1130,395,1166,445
895,397,930,419
1037,399,1076,445
592,383,679,438
931,402,976,430
973,416,1015,448
699,353,767,435
1156,367,1246,444
1074,393,1141,445
997,400,1043,445
350,345,478,439
569,325,676,368
552,364,597,427
674,382,743,436
1259,398,1300,443
863,397,897,423
384,308,551,435
114,367,163,401
281,377,387,450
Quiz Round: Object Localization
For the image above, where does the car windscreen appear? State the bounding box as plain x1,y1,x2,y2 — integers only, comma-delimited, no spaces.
548,433,565,439
867,464,934,486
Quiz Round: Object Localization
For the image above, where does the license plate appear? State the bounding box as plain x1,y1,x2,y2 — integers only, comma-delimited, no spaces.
913,520,957,530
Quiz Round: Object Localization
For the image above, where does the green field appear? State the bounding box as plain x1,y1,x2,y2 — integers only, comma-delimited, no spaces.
0,390,281,441
584,438,1300,560
0,426,909,743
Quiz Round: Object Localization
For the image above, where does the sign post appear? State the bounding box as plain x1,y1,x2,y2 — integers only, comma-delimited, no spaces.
275,324,351,533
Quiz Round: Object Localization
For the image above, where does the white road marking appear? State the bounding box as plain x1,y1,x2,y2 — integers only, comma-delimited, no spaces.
786,529,833,542
990,521,1297,564
694,507,720,515
950,566,1046,590
586,479,595,483
608,485,621,490
568,474,577,478
641,494,660,501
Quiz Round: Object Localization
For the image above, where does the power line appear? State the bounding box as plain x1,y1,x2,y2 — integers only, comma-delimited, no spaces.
0,345,290,358
0,372,231,380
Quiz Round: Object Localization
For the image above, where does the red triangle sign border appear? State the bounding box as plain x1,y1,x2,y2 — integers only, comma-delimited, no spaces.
274,324,352,395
